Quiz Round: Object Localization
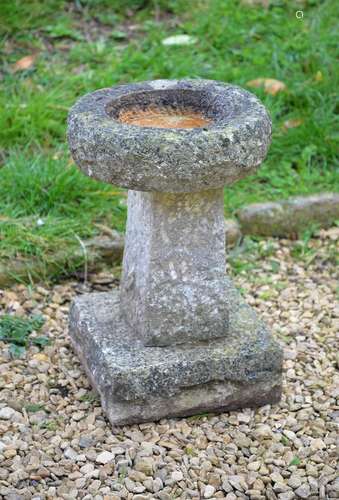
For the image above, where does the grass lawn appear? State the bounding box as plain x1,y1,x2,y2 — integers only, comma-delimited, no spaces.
0,0,338,282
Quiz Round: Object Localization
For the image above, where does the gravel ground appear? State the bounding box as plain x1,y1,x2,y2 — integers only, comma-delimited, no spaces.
0,230,338,500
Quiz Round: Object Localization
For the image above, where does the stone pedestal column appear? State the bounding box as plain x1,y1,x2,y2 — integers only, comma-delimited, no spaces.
120,189,228,346
67,79,283,425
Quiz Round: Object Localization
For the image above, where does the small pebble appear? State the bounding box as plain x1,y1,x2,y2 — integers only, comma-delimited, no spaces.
204,485,216,498
96,451,114,464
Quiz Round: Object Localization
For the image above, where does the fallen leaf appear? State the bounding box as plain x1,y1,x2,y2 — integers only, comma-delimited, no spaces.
247,78,286,95
33,353,49,362
12,54,37,72
241,0,270,6
162,34,197,47
315,71,323,82
283,118,303,130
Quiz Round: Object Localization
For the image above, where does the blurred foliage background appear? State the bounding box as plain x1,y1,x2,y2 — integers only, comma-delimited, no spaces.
0,0,338,282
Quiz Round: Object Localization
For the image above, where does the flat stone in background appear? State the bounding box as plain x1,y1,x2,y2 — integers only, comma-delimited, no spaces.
237,192,339,237
0,234,124,288
224,219,242,247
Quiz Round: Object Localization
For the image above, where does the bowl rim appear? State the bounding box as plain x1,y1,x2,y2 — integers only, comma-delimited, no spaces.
67,79,272,192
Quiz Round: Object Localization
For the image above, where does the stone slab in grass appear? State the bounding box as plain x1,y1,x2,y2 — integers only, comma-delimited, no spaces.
69,278,282,426
0,235,125,288
237,193,339,237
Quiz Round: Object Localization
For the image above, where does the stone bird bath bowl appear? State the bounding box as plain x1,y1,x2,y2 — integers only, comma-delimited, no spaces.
68,79,282,425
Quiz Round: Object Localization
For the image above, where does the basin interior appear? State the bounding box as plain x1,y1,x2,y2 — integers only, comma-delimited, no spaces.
118,108,210,129
106,88,213,129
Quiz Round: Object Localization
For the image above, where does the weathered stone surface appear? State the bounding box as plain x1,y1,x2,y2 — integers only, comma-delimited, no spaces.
67,79,271,193
224,218,242,247
237,193,339,237
68,78,280,424
69,278,282,425
120,189,229,346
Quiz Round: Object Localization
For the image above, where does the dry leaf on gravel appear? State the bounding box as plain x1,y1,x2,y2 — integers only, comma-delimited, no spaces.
247,78,286,95
283,118,303,130
32,353,49,362
12,54,37,73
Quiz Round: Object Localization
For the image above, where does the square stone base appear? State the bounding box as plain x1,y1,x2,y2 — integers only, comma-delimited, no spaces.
69,278,282,426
